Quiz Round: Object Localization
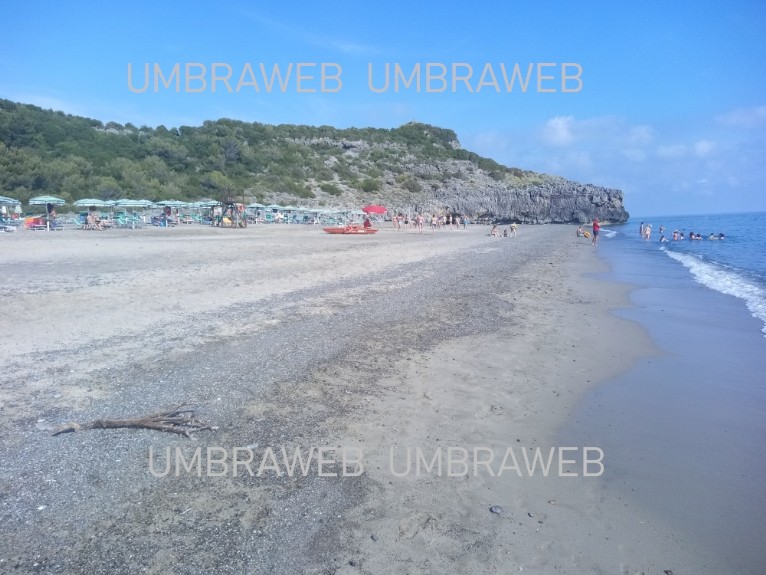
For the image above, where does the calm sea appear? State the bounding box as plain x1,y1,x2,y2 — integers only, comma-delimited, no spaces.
624,211,766,335
562,211,766,574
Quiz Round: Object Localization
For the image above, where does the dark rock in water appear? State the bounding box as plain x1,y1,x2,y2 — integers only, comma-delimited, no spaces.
489,506,504,514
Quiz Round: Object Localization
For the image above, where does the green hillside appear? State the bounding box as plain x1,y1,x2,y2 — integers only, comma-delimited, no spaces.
0,98,532,206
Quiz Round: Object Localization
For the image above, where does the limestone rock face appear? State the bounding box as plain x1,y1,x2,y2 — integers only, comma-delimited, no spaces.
390,168,629,224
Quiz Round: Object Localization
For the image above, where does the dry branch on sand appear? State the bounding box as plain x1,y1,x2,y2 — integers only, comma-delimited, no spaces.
52,403,214,438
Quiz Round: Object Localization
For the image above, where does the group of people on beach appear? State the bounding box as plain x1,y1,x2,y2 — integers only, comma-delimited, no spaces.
490,222,518,237
392,213,469,234
641,222,725,242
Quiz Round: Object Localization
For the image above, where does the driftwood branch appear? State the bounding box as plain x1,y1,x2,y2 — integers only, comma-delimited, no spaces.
52,403,213,438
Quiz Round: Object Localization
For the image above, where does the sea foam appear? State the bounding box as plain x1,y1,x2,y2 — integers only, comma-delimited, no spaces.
663,248,766,336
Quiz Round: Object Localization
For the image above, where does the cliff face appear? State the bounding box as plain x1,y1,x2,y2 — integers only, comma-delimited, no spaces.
428,176,628,224
286,130,630,224
358,158,630,224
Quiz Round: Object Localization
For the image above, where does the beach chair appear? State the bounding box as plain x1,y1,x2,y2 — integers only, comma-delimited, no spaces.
113,214,131,228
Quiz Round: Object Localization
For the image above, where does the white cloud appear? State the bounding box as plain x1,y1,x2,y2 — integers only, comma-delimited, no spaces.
467,112,766,215
541,116,575,146
716,105,766,128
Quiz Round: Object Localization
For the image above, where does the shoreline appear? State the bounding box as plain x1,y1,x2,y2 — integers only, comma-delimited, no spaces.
0,224,711,573
562,229,766,575
332,228,701,574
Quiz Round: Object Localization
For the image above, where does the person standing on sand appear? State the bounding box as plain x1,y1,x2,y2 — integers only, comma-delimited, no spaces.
510,222,517,237
591,218,600,245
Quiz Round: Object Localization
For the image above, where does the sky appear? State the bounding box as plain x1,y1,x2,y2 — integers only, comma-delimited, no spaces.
1,0,764,216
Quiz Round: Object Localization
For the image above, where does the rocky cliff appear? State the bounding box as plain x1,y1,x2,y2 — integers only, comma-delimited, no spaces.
277,134,630,224
394,165,628,224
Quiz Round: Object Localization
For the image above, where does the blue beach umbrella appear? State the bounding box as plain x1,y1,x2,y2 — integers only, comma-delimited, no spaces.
0,195,21,206
29,195,65,230
114,198,153,208
74,198,111,208
29,195,65,206
156,200,188,207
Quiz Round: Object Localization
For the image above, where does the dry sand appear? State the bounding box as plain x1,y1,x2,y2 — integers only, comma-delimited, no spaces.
0,224,710,573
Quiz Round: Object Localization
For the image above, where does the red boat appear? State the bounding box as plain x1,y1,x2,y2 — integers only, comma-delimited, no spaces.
323,225,379,235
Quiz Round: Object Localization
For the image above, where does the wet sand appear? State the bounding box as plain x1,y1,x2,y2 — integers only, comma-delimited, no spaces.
0,223,712,573
562,235,766,575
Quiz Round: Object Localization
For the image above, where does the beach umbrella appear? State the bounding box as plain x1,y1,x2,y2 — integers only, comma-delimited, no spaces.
156,200,188,207
29,195,65,206
74,198,110,208
0,195,20,206
114,198,153,208
247,202,265,208
362,204,386,214
28,196,65,230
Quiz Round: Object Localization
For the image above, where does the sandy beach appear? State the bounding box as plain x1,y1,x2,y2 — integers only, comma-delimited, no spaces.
0,224,716,573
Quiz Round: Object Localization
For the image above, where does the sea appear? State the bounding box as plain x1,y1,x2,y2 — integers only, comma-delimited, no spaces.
561,211,766,574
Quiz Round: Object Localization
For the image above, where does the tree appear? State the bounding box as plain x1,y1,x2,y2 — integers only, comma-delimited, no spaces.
361,178,380,193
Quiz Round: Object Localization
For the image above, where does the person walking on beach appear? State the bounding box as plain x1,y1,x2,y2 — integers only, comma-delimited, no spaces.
510,222,517,237
591,218,600,245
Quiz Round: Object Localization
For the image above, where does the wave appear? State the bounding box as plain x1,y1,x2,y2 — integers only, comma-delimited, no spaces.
600,229,617,239
662,248,766,336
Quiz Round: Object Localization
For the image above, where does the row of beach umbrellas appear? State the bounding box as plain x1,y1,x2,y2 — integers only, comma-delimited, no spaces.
0,195,388,216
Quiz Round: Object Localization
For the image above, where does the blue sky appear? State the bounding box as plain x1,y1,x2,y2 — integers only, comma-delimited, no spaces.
1,0,764,215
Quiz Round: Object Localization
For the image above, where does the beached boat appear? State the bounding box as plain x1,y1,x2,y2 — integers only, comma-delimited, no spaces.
323,225,378,235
